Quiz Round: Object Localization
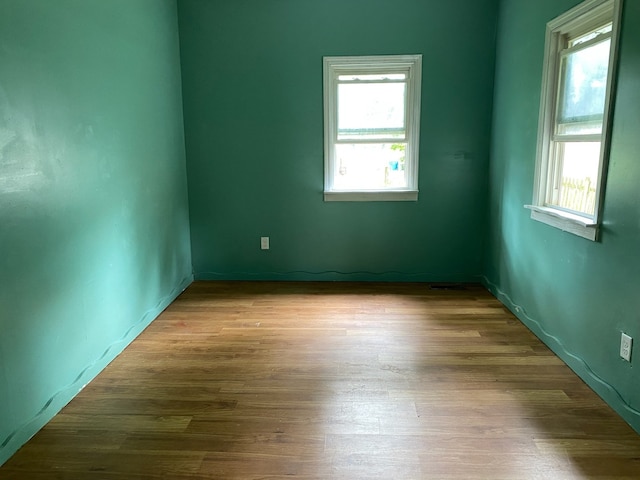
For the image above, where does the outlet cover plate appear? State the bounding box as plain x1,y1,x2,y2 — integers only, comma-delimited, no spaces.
620,333,632,362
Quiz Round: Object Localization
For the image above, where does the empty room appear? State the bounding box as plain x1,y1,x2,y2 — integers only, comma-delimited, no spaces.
1,0,640,478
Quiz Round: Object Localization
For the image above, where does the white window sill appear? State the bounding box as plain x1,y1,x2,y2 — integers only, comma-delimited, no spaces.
324,190,418,202
525,205,598,241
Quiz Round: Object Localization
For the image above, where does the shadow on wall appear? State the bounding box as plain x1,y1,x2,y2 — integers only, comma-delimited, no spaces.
0,185,189,457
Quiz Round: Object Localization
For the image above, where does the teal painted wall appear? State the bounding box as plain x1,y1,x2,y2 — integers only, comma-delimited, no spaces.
0,0,192,465
487,0,640,431
3,0,638,468
178,0,499,282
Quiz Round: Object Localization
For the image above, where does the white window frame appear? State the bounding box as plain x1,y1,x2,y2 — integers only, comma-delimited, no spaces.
528,0,623,241
323,55,422,202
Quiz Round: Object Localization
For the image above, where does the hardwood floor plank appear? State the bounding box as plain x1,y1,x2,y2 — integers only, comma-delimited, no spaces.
46,414,192,433
2,281,640,479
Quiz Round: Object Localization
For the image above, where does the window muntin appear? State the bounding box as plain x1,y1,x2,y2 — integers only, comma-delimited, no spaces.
323,55,422,201
530,0,622,240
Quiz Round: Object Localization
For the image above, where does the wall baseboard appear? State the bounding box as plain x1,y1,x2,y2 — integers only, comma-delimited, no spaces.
0,274,193,467
481,275,640,434
195,270,483,283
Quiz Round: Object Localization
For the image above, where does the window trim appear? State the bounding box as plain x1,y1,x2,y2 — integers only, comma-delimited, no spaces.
528,0,623,240
323,54,422,202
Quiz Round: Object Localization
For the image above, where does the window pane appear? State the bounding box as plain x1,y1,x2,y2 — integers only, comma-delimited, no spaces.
333,143,407,190
548,141,601,215
557,38,610,126
337,83,406,140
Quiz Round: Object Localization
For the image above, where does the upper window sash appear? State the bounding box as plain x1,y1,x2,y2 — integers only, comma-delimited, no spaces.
333,68,410,144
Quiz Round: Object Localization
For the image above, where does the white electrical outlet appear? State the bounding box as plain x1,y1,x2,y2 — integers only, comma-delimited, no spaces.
620,333,632,362
260,236,269,250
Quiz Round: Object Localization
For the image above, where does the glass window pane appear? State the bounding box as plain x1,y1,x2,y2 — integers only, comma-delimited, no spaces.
548,141,601,215
333,143,407,190
557,38,610,126
338,83,406,140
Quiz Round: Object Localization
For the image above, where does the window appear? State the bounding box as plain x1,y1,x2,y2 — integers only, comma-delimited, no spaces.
323,55,422,201
528,0,623,240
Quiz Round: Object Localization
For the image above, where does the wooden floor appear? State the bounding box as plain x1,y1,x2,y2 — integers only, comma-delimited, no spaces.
2,282,640,479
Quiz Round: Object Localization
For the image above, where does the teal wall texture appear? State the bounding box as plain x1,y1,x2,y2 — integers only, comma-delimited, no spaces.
486,0,640,431
178,0,499,282
0,0,193,465
3,0,640,469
